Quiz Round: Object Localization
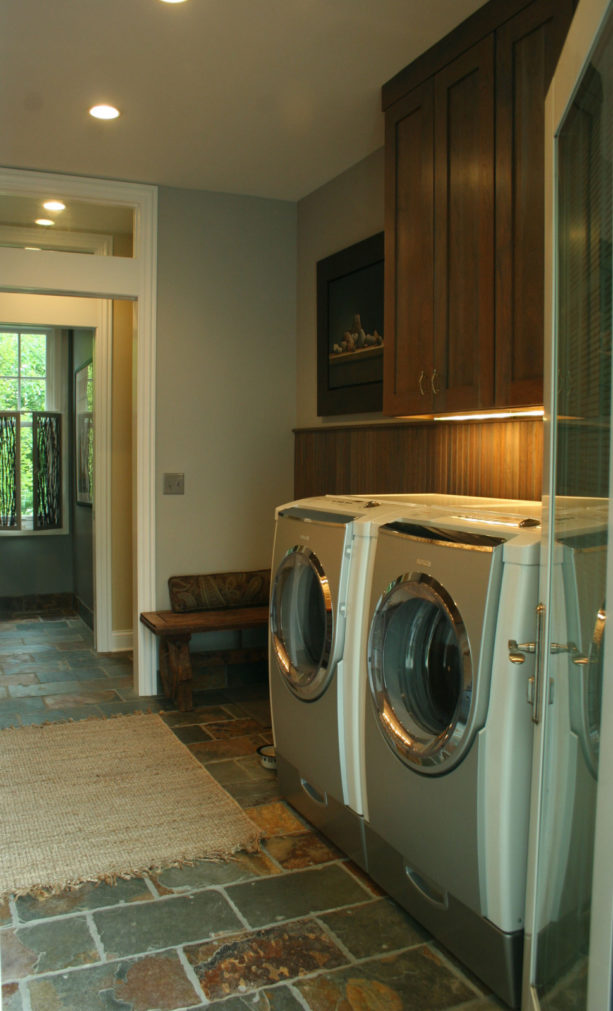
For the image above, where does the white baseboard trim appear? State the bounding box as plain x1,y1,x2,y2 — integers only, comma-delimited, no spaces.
111,629,133,652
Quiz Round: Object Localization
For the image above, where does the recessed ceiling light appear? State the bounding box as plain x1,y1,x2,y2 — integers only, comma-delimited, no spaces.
89,104,120,120
160,0,189,4
35,218,55,227
43,200,66,212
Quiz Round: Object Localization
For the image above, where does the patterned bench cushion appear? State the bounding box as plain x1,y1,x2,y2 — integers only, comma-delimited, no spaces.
168,570,271,614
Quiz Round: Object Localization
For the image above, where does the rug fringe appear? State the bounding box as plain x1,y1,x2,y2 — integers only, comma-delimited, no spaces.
0,708,164,733
2,836,264,903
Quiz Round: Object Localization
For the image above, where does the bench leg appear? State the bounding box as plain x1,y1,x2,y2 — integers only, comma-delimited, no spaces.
159,635,193,711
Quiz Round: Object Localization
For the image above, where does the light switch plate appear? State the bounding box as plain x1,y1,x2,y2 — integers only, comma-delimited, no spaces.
163,472,184,495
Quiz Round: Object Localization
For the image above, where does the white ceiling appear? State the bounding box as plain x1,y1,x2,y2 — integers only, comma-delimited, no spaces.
3,0,484,203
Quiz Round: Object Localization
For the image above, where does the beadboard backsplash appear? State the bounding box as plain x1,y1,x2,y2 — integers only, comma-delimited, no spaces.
294,418,543,501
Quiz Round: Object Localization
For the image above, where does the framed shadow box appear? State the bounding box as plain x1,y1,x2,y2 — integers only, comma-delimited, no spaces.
317,231,384,416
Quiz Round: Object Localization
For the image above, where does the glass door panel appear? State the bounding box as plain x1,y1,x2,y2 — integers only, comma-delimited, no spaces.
524,2,613,1007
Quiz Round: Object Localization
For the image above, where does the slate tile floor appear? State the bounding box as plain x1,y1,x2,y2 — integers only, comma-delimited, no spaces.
0,615,505,1010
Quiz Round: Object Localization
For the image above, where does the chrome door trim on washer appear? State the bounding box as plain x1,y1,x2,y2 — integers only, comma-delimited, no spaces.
270,544,334,701
368,570,473,774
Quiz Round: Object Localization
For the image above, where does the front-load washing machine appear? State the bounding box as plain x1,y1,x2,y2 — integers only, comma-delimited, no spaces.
358,503,542,1008
268,495,391,865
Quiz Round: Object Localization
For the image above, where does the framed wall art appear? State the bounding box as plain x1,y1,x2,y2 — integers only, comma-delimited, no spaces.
317,231,384,416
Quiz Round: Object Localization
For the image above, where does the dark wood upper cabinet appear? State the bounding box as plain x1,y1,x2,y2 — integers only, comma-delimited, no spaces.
434,37,495,413
495,0,575,407
383,79,435,416
382,0,575,417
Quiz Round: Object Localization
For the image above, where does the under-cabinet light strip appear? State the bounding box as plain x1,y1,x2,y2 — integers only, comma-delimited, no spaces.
433,408,545,422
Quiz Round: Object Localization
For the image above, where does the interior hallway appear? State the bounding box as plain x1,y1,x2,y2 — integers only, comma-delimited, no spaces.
0,614,504,1010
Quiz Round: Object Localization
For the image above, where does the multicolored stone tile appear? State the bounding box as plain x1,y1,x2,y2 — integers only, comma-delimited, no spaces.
185,918,348,1000
0,673,39,687
206,758,260,788
65,650,111,668
189,734,269,761
202,985,305,1010
294,946,477,1010
93,889,242,959
230,699,273,728
1,930,39,980
0,696,46,714
151,851,280,895
38,687,120,706
1,981,24,1011
171,725,212,745
161,705,234,727
222,778,282,808
34,667,93,684
97,698,165,716
8,916,99,975
14,876,154,922
236,753,278,781
264,832,340,870
71,667,110,682
0,712,21,727
0,651,38,665
245,802,308,838
204,717,265,740
319,898,428,959
225,863,369,929
27,952,201,1011
18,707,107,725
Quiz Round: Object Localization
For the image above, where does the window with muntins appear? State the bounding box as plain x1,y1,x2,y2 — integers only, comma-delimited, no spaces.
0,329,62,531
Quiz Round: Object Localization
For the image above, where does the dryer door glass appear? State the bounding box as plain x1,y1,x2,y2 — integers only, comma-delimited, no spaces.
368,572,472,773
271,546,333,700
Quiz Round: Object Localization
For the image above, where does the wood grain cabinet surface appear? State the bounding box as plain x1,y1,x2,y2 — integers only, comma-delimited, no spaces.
382,0,575,416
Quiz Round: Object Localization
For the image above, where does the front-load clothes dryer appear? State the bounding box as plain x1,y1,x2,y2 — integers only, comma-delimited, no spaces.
359,506,541,1008
530,500,607,981
268,495,388,865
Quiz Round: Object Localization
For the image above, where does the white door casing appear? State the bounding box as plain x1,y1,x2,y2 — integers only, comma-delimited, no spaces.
0,167,158,696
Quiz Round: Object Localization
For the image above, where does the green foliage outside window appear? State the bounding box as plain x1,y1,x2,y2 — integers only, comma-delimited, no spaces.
0,331,48,518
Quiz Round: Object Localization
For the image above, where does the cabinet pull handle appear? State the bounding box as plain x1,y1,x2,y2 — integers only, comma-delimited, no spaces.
431,369,440,395
418,370,426,396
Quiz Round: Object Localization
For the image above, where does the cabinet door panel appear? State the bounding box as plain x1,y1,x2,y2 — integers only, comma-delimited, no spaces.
434,36,495,412
495,0,575,407
383,80,435,415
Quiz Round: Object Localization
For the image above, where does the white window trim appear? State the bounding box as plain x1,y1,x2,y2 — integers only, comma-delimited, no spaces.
0,325,67,535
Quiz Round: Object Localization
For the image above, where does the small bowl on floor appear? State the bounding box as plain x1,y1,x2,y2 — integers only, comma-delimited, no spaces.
257,744,277,770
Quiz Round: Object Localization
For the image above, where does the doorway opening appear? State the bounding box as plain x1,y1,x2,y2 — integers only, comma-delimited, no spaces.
0,167,157,696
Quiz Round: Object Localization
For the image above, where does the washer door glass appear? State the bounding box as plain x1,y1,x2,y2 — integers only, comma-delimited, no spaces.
368,572,473,773
271,546,333,700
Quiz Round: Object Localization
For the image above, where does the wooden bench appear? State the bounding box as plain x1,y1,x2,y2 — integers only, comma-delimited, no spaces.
140,570,270,712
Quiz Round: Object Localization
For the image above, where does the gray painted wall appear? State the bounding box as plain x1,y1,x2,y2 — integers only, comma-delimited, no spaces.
296,148,384,427
0,534,73,597
155,186,297,608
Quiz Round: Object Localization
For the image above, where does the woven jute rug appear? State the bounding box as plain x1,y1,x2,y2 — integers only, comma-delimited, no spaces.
0,713,263,898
